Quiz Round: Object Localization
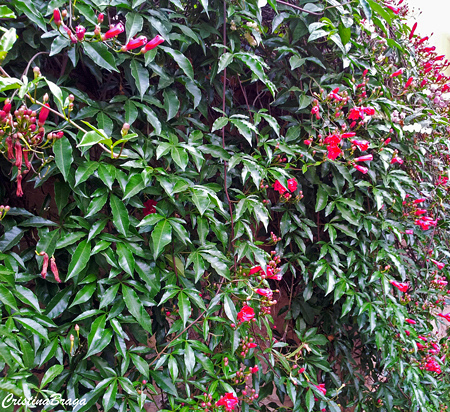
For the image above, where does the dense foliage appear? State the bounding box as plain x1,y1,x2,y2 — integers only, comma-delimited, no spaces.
0,0,450,411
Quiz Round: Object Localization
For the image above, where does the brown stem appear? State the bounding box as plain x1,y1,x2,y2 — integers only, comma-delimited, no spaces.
275,0,323,15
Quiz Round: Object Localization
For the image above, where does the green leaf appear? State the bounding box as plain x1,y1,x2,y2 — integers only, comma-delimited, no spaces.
234,52,276,96
14,285,41,314
0,285,18,310
69,283,96,308
151,219,172,259
0,227,24,252
160,46,194,80
45,288,73,318
211,116,228,133
78,130,110,149
88,218,108,241
0,77,22,93
53,137,73,181
124,100,139,125
122,285,153,334
66,240,92,281
117,243,135,275
74,162,99,186
110,194,130,237
0,28,17,57
19,216,58,227
85,315,113,358
0,6,16,18
130,59,149,99
40,364,64,388
316,186,329,212
149,371,178,397
199,0,209,15
130,353,149,378
229,118,257,146
191,188,211,216
135,103,162,135
98,164,116,190
85,193,108,218
171,146,189,171
124,174,145,200
83,42,119,72
218,52,234,73
178,292,191,328
163,88,180,121
14,317,48,341
99,283,120,309
125,12,144,42
102,379,118,412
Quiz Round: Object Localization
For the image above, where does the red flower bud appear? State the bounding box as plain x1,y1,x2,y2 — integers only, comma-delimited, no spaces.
102,23,125,40
124,36,148,51
409,22,417,40
405,77,413,88
40,252,49,279
417,36,428,45
97,13,104,24
14,141,22,169
23,150,31,170
405,319,416,325
6,136,14,159
75,25,86,41
38,104,50,126
353,164,368,174
390,68,403,78
16,171,23,197
50,256,61,283
141,35,164,53
341,132,356,139
3,99,11,113
354,154,373,162
53,8,62,26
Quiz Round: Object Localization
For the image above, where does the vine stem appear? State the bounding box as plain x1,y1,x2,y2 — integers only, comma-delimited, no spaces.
221,0,236,269
0,66,124,159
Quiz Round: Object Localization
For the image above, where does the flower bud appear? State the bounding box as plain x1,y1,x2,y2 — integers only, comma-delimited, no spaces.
50,256,61,283
33,66,41,79
98,13,104,24
53,8,62,26
140,35,164,54
75,25,86,41
40,251,49,279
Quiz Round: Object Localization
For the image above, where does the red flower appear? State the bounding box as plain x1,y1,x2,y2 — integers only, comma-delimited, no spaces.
430,259,445,270
384,137,391,145
287,178,297,192
249,266,262,275
417,36,429,45
97,13,104,24
409,22,417,40
413,198,426,204
124,36,148,51
50,256,62,283
437,313,450,322
16,172,23,197
348,107,362,120
391,156,403,165
405,77,413,88
386,5,399,14
327,145,341,160
363,107,375,115
256,288,273,299
141,35,165,53
40,251,49,279
311,106,320,119
314,383,327,396
237,305,255,322
351,139,369,151
390,69,404,78
304,139,312,145
38,103,50,126
216,393,239,411
248,342,258,348
250,365,259,373
273,180,287,194
390,280,408,292
405,229,413,235
354,154,373,162
53,8,62,26
324,134,341,145
15,141,22,169
353,164,368,174
143,199,157,216
75,25,86,41
102,23,125,40
341,132,356,139
405,318,416,324
265,267,283,281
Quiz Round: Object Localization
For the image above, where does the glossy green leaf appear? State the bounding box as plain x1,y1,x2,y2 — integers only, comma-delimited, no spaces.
130,59,149,99
40,364,64,388
66,240,92,281
110,194,130,237
125,12,144,42
151,219,172,259
116,242,135,275
83,42,119,72
69,283,96,308
122,285,153,334
163,88,180,121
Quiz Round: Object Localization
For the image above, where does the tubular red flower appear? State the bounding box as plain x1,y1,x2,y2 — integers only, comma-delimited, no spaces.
341,132,356,139
324,134,341,145
304,139,312,145
216,393,239,411
384,137,391,145
314,384,327,396
353,164,368,174
38,103,50,126
141,35,164,53
3,99,11,113
390,68,404,78
417,36,429,45
354,154,373,162
409,22,417,40
405,318,416,324
249,266,262,275
75,25,86,41
143,199,157,216
102,22,125,40
256,288,273,299
386,5,399,14
273,180,287,194
6,136,14,159
124,35,148,51
97,13,104,23
23,150,31,170
405,77,413,88
431,259,445,270
14,141,22,169
391,156,403,165
237,305,255,322
413,198,426,204
16,171,23,197
437,313,450,322
53,8,62,26
351,139,369,151
390,280,408,292
40,251,49,279
287,178,297,192
327,145,341,160
50,256,62,283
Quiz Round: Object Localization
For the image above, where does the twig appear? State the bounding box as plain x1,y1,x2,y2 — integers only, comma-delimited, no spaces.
275,0,323,15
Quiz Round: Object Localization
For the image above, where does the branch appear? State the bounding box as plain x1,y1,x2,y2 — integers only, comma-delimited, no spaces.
275,0,324,15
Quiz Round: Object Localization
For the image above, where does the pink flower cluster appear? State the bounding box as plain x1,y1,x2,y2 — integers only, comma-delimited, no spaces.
216,393,239,411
